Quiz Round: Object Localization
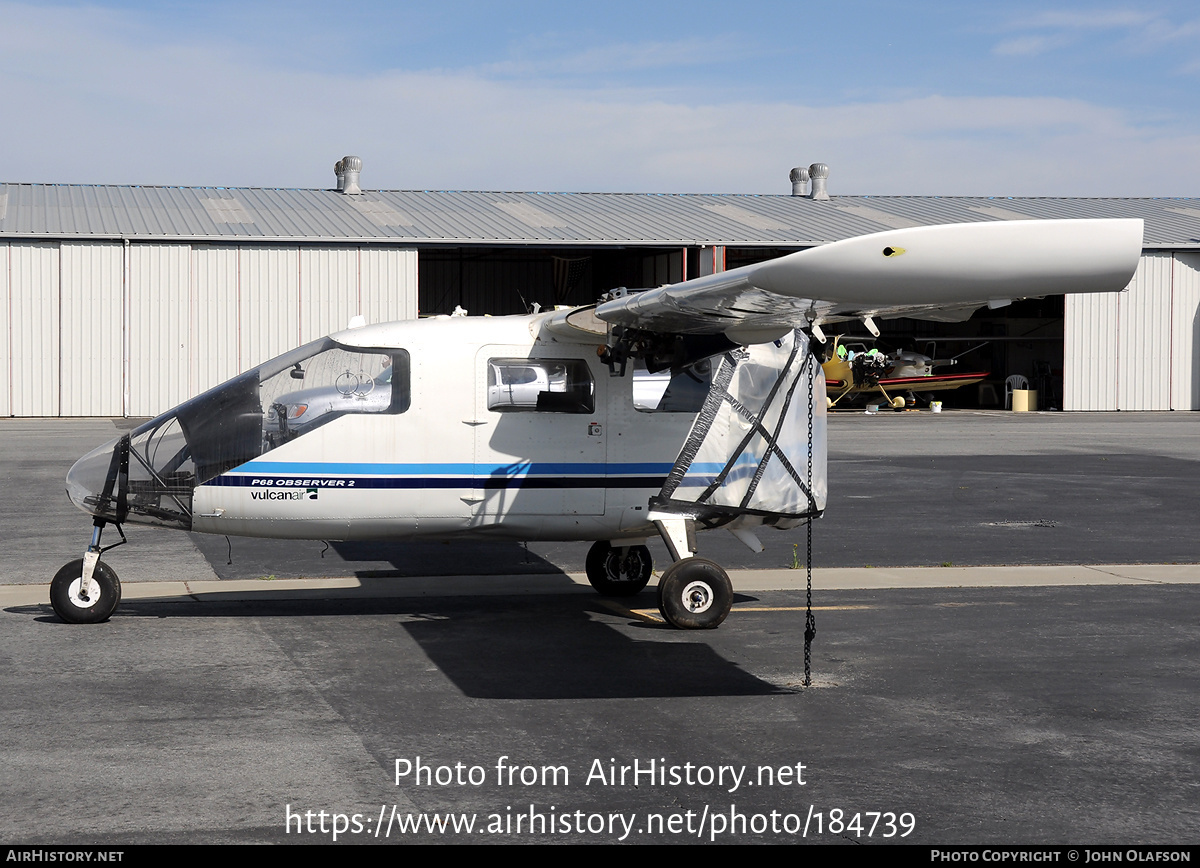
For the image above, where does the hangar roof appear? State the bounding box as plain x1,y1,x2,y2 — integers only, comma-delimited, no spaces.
2,182,1198,248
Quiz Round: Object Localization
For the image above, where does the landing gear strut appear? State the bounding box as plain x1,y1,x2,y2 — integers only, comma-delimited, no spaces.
585,541,652,596
51,520,125,624
649,513,734,630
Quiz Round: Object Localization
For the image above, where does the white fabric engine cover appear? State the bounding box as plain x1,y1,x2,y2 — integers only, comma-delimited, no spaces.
654,330,827,526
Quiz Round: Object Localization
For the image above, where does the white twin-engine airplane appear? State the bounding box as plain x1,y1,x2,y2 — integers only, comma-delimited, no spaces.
56,219,1143,629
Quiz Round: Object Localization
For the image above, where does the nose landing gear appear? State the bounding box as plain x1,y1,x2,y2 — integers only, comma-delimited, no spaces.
51,520,126,624
51,559,121,624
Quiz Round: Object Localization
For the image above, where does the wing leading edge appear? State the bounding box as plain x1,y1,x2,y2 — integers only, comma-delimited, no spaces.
594,219,1144,342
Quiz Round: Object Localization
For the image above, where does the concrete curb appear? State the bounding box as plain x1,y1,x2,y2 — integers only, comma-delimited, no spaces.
5,563,1197,608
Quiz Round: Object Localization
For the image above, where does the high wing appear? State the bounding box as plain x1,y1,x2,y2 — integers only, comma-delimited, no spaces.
592,219,1143,344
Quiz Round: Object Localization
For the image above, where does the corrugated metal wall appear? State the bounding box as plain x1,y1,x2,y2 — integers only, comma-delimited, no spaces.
0,243,6,416
128,242,191,415
1170,253,1200,410
240,245,301,375
7,242,60,416
1065,251,1200,410
1117,253,1172,410
61,244,125,416
1064,290,1118,410
1,240,417,417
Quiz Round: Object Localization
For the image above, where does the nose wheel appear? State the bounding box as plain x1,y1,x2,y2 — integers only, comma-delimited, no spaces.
51,558,121,624
585,541,653,596
51,520,126,624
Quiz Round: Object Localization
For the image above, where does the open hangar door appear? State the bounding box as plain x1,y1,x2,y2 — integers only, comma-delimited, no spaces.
873,297,1068,410
417,246,688,317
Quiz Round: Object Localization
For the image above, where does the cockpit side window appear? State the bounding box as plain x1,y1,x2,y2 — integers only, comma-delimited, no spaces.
261,345,410,448
106,340,411,518
486,358,594,413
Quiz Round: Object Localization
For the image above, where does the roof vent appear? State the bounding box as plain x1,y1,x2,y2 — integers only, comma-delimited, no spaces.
789,166,810,196
336,155,362,195
808,163,830,200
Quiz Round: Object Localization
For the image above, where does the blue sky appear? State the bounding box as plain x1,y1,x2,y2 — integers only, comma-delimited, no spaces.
3,1,1199,195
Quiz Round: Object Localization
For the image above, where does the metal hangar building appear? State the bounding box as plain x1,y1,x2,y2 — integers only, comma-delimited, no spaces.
1,158,1197,416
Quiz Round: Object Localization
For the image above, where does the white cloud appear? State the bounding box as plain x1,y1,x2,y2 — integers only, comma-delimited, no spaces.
993,6,1200,66
1018,9,1157,30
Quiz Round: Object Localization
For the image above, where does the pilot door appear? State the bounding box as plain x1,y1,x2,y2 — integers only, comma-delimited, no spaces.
471,347,606,516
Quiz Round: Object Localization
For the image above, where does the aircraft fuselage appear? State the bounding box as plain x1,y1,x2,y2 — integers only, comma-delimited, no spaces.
70,313,703,546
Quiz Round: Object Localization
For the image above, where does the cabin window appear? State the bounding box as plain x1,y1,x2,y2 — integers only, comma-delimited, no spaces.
260,345,411,447
632,357,713,412
487,358,594,413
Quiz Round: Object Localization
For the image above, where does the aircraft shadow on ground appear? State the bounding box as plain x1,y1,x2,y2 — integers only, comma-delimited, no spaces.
188,535,570,579
14,592,787,700
332,540,569,577
393,595,786,700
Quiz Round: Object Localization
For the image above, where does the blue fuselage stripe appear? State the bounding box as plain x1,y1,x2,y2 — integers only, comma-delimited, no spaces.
204,475,670,490
231,461,684,475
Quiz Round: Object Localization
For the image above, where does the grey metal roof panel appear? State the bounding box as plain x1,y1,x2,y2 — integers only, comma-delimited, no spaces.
2,183,1198,247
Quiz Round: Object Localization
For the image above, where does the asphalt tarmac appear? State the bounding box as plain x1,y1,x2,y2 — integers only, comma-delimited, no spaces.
1,411,1197,845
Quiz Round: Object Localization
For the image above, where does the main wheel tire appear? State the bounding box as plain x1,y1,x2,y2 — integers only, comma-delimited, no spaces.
585,541,653,596
50,558,121,624
656,557,733,629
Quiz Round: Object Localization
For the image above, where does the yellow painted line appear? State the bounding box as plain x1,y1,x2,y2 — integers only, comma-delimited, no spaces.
594,601,664,623
613,604,877,623
731,605,875,612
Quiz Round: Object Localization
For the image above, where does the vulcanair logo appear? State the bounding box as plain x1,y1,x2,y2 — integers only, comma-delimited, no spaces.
249,488,319,501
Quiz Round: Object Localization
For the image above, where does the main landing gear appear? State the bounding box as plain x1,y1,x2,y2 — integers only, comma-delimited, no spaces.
650,513,733,629
51,520,125,624
656,557,733,630
585,541,653,596
586,515,735,630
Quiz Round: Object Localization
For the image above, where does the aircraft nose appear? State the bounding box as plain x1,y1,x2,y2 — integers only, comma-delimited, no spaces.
65,423,195,530
66,436,126,521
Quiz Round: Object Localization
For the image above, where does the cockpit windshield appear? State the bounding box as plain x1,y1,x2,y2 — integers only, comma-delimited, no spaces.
66,337,410,530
